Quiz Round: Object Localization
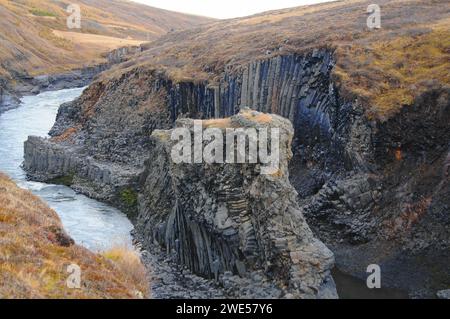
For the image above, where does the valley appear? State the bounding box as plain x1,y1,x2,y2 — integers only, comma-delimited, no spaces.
0,0,213,111
0,0,449,299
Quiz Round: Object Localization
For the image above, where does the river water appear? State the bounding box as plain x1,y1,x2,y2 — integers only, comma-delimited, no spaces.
0,88,413,298
0,88,133,251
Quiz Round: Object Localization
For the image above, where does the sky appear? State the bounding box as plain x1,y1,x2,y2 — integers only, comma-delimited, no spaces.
131,0,335,19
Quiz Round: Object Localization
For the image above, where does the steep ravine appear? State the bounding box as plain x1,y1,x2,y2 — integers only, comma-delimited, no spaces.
24,50,338,213
23,49,450,298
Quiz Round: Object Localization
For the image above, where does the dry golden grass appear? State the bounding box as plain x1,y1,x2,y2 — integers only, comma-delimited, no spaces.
241,111,273,124
202,109,273,128
104,0,449,121
202,118,233,128
333,27,450,120
0,172,149,299
52,30,144,51
50,125,81,143
0,0,214,79
102,245,148,297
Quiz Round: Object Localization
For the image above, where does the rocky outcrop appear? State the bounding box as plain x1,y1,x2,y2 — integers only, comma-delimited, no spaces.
23,49,450,297
301,84,450,298
304,85,450,245
106,46,143,65
0,82,20,113
437,289,450,299
25,50,338,176
23,136,142,216
136,109,336,298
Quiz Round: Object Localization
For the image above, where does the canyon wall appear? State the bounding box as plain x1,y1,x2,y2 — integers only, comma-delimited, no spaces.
23,50,450,297
0,83,20,113
136,109,337,298
24,50,342,212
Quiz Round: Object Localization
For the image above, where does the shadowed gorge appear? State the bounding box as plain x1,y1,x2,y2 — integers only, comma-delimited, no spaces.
1,0,448,299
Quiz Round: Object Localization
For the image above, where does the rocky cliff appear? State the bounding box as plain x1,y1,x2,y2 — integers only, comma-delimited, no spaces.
23,48,450,297
23,0,450,298
136,109,336,298
24,50,338,215
302,84,450,298
0,82,20,112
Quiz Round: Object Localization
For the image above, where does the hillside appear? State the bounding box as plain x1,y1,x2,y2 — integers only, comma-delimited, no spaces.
0,172,148,298
103,0,449,120
0,0,213,79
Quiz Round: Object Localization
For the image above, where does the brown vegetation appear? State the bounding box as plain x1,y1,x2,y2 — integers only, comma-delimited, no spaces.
102,245,149,297
0,172,149,298
0,0,214,79
382,197,432,240
50,125,81,143
202,118,233,129
102,0,449,120
202,109,273,128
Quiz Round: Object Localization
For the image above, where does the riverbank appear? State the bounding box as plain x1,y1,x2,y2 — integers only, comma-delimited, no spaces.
0,87,136,251
0,46,143,114
0,65,102,114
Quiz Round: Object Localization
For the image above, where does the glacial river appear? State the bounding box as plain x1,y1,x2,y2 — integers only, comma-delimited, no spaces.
0,88,133,251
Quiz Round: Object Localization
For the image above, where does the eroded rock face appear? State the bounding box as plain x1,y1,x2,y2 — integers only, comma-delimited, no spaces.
23,51,337,207
22,50,449,297
23,135,143,216
136,109,336,298
0,81,20,113
22,51,339,219
300,85,450,298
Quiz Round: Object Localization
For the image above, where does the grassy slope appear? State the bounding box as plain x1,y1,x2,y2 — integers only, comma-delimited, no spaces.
103,0,449,120
0,172,148,298
0,0,214,78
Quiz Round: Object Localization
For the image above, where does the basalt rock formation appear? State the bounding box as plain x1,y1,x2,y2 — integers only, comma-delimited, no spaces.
23,0,450,298
23,50,450,297
0,82,20,112
137,109,336,298
23,50,337,215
